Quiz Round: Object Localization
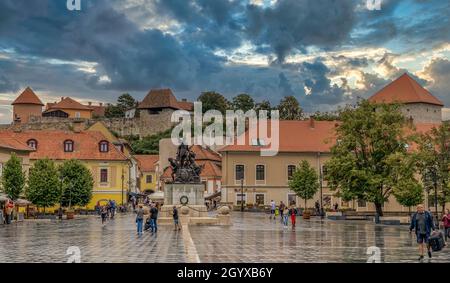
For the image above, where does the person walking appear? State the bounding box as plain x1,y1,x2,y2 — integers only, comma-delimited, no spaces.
283,207,289,228
136,204,144,235
279,201,286,223
5,200,13,224
410,204,435,261
315,200,320,215
289,205,297,229
270,200,276,220
150,203,159,233
109,200,116,219
442,208,450,243
101,206,108,224
172,206,181,231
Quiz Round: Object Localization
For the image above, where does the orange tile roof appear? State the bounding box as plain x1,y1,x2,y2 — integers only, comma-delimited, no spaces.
134,155,159,172
189,145,222,162
12,87,44,106
177,101,194,111
89,105,106,117
219,120,338,153
138,89,181,110
49,97,93,111
369,73,444,106
161,160,221,179
0,137,34,151
0,130,128,161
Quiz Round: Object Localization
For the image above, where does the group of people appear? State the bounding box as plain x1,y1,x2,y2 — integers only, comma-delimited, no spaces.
135,203,159,235
96,200,117,224
410,205,450,261
270,200,298,229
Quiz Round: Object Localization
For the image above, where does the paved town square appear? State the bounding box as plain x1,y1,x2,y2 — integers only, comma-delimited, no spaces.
1,213,449,263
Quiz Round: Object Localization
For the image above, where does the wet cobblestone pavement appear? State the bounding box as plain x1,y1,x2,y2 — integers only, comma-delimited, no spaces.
0,214,185,263
189,213,450,263
0,212,449,263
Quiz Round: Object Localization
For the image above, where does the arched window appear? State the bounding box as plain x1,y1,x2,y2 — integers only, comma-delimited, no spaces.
64,140,74,152
99,141,109,153
27,139,38,150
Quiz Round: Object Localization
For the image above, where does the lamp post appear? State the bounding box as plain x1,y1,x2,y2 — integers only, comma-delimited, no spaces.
240,178,244,212
318,152,324,219
121,168,125,208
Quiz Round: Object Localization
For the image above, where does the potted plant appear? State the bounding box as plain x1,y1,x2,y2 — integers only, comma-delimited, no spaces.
303,208,311,219
66,209,75,220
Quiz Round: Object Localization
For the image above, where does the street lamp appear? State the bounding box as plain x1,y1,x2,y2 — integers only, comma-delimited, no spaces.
318,152,324,219
425,164,440,227
240,178,244,212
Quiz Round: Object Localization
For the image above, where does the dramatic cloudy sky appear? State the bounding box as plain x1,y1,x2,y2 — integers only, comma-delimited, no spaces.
0,0,449,123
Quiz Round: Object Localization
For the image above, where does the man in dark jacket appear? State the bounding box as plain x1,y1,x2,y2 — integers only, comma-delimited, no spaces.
150,203,159,233
409,204,435,261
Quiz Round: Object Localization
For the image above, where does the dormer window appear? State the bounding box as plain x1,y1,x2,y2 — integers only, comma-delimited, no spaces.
99,141,109,152
27,139,37,150
64,140,74,152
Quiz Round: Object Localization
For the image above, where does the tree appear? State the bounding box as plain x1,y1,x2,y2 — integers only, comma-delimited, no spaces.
387,153,423,214
198,91,229,114
131,128,173,154
232,94,255,112
1,153,25,200
288,160,319,209
277,96,303,120
255,100,272,117
325,100,411,217
105,93,137,118
416,122,450,213
59,160,94,209
26,158,61,213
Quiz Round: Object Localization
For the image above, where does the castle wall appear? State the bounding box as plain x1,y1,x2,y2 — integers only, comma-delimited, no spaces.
400,103,442,123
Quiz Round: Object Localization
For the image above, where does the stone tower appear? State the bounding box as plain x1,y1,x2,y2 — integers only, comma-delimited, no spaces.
11,87,44,124
368,73,443,124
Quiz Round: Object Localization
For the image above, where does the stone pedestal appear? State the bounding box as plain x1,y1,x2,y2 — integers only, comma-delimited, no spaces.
164,183,205,205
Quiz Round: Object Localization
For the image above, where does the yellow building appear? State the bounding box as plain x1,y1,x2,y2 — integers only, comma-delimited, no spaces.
134,155,159,193
0,130,130,210
43,97,93,119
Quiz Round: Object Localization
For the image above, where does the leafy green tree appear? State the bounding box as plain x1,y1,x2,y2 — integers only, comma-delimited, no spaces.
416,122,450,213
288,160,319,209
198,91,229,114
59,160,94,209
255,100,272,117
387,153,423,214
26,158,61,213
325,100,411,217
277,96,303,120
131,128,173,154
105,93,137,118
232,94,255,112
1,153,25,200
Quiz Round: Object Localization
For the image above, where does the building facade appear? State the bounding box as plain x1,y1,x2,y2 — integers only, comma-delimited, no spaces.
11,87,44,124
134,155,159,193
0,130,130,210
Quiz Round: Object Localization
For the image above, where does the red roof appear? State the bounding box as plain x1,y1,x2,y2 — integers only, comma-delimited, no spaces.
161,160,221,179
89,105,106,117
49,97,93,111
177,101,194,111
134,155,159,172
0,130,128,161
12,87,44,106
0,137,34,151
219,120,338,153
369,73,444,106
138,89,180,110
190,145,221,162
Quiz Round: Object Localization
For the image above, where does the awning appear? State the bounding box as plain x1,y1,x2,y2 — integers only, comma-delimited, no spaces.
148,191,164,200
0,193,9,202
15,199,32,206
205,191,221,200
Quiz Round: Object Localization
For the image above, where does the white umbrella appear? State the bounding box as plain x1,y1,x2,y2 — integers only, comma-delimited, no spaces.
14,199,32,206
0,193,9,202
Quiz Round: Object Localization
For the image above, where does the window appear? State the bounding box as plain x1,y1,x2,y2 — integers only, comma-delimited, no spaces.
99,141,109,152
255,194,265,206
288,194,297,206
100,168,108,183
64,140,74,152
235,165,244,181
256,165,265,181
75,112,81,118
146,175,153,184
358,199,367,208
27,139,37,150
236,193,246,205
287,165,296,180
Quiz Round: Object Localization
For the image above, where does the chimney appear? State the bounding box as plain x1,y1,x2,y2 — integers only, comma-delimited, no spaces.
309,117,315,129
61,97,64,101
88,102,92,106
99,103,103,107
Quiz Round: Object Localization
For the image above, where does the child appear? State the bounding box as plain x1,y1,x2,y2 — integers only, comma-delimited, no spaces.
283,207,289,228
101,206,108,224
